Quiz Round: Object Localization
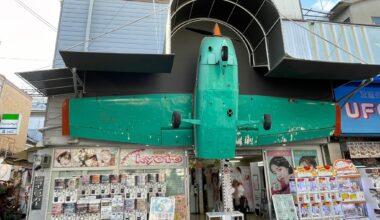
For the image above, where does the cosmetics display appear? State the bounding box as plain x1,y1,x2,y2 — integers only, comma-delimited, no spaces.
291,161,368,219
51,173,166,220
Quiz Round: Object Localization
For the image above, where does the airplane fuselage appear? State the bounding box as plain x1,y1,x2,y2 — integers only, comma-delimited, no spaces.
195,37,239,159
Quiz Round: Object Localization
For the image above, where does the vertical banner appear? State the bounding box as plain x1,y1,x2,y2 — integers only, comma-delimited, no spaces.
31,176,44,210
293,150,319,169
266,150,294,195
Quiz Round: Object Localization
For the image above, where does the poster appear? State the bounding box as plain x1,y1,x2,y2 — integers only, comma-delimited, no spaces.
272,194,298,220
266,150,294,195
149,197,175,220
120,149,184,167
53,148,117,168
231,166,253,211
293,150,319,169
174,195,187,220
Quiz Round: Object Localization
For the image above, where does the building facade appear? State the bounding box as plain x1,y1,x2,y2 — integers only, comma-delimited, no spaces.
0,74,32,154
330,0,380,24
19,0,380,219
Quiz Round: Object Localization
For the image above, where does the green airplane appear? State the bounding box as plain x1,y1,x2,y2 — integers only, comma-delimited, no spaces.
63,24,338,159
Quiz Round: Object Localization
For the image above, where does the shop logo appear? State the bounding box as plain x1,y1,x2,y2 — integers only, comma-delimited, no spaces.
344,102,380,119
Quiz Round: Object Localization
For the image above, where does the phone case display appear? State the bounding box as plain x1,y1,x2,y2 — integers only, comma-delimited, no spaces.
359,168,380,219
334,160,368,219
292,165,345,219
51,172,167,220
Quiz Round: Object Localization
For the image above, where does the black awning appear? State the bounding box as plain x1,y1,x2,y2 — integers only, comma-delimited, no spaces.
266,58,380,80
60,51,175,73
16,68,76,96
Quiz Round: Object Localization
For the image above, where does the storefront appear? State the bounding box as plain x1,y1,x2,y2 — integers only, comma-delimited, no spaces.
189,141,328,220
27,146,189,220
333,82,380,219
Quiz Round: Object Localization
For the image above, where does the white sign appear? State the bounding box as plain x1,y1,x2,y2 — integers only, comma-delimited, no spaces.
0,114,21,135
120,149,184,167
0,158,12,181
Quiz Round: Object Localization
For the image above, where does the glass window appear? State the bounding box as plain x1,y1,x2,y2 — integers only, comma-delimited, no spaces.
372,17,380,25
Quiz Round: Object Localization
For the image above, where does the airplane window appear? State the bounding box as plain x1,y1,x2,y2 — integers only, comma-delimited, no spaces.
222,46,228,61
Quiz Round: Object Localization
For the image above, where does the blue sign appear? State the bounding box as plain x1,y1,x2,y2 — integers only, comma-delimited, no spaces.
334,85,380,135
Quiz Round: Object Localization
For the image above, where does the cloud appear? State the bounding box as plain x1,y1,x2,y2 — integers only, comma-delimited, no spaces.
312,0,339,11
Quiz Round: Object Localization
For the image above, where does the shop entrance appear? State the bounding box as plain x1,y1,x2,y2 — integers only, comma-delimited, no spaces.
189,150,270,220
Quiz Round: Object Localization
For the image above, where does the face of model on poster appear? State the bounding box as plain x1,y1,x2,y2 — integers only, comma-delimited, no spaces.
270,156,294,194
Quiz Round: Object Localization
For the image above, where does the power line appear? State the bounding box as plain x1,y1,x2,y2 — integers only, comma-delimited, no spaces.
0,57,50,62
14,0,57,32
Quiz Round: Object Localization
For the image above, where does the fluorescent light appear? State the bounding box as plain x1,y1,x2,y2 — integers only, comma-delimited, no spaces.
234,156,243,159
258,161,264,166
229,160,240,163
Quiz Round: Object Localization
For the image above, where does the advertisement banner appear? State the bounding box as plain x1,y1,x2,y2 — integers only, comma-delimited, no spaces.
266,150,294,195
0,114,21,135
53,148,117,168
120,149,184,168
231,166,253,211
348,142,380,158
293,150,319,169
334,86,380,134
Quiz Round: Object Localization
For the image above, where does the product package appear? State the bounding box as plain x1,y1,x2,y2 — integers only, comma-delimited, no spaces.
52,203,64,216
101,198,112,220
88,200,101,213
53,189,65,203
64,203,76,215
76,200,88,214
299,203,311,218
124,211,136,220
124,199,136,211
90,175,100,184
322,202,332,217
55,178,65,190
136,199,146,211
311,203,321,218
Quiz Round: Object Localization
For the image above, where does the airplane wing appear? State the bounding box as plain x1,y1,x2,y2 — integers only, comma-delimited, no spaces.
237,95,337,146
65,94,194,146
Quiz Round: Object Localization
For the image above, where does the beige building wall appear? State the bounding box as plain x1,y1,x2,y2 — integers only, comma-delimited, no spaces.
331,0,380,24
0,75,32,153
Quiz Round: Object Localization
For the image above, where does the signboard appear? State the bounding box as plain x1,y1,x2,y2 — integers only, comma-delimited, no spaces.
334,86,380,134
31,176,44,210
0,114,21,135
348,142,380,158
120,149,184,168
53,148,117,168
149,197,175,220
272,194,298,220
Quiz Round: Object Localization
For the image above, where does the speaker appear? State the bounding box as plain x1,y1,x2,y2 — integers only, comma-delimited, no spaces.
40,154,51,168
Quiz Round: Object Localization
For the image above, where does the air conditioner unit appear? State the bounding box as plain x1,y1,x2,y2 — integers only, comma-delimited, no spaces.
40,154,51,168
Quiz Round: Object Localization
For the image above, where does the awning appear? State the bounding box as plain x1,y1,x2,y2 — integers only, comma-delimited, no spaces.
16,68,77,96
170,0,282,67
2,148,36,168
267,58,380,80
60,51,175,73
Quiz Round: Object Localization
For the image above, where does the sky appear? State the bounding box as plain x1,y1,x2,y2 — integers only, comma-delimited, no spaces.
0,0,339,90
